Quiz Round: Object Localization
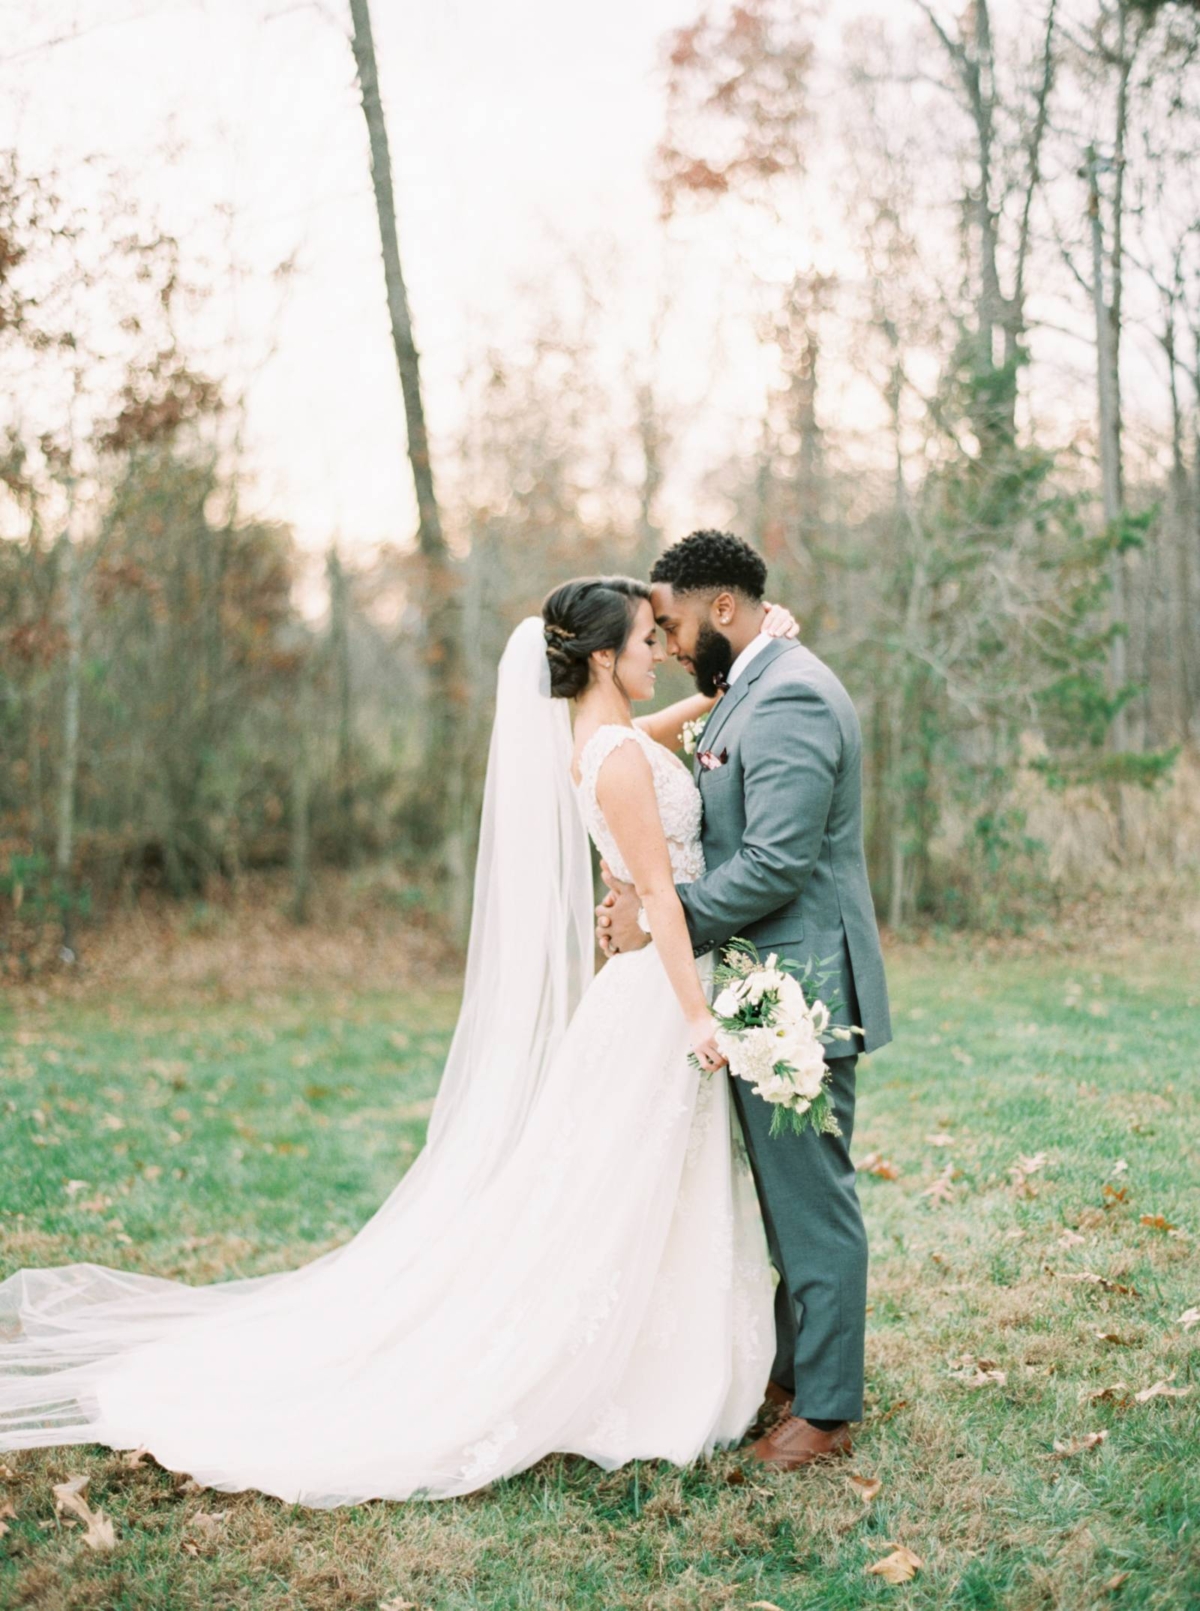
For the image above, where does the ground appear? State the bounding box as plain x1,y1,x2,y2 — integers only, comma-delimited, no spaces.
0,910,1197,1611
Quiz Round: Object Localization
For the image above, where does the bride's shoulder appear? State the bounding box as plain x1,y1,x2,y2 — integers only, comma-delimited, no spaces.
572,723,652,791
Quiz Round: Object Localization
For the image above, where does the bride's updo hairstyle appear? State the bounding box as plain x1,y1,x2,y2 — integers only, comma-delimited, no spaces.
541,575,652,700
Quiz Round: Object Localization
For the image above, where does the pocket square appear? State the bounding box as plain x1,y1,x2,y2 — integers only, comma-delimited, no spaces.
697,748,728,771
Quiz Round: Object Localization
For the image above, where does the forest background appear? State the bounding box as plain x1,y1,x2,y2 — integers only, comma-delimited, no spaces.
2,0,1199,974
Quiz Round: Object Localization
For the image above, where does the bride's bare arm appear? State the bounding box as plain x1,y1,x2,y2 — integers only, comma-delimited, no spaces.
634,692,715,751
593,740,725,1071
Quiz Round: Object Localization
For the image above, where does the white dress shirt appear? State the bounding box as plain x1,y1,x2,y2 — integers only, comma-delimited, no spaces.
726,629,774,688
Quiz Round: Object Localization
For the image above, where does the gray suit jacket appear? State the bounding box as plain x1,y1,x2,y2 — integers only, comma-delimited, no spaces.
677,638,892,1058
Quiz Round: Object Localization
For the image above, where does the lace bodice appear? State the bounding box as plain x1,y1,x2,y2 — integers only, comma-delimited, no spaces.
572,724,705,886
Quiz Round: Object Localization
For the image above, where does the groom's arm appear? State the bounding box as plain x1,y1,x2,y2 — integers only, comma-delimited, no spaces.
676,681,840,950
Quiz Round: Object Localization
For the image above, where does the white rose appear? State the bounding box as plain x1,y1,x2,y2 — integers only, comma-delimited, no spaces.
787,1046,827,1101
712,986,742,1019
752,1070,795,1103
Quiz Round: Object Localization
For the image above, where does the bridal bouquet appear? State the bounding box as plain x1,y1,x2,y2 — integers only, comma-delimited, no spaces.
696,939,859,1138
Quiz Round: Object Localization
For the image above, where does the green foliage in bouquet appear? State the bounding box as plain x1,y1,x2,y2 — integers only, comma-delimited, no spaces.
700,938,855,1139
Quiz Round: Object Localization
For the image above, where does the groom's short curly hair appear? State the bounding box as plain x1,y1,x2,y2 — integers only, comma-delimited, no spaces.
650,530,767,601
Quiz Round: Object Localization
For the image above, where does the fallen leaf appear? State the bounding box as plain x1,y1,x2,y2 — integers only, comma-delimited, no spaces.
52,1476,116,1552
1134,1377,1191,1403
189,1510,229,1536
724,1466,746,1485
867,1544,923,1584
921,1165,957,1206
846,1472,882,1504
52,1475,91,1524
1103,1184,1128,1204
874,1399,909,1424
81,1512,116,1551
1139,1214,1176,1232
1178,1306,1200,1333
1045,1267,1140,1297
121,1446,151,1469
1052,1430,1107,1456
1094,1331,1134,1346
1104,1572,1130,1591
1111,1159,1129,1175
950,1359,1007,1387
925,1133,954,1147
1014,1152,1048,1175
747,1604,787,1611
1058,1230,1086,1248
858,1152,900,1180
1081,1381,1131,1406
0,1498,15,1537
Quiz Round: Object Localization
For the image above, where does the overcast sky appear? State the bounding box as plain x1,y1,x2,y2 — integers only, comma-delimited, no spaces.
3,0,791,556
4,0,1139,579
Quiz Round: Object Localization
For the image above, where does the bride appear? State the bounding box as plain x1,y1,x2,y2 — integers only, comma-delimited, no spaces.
0,578,799,1508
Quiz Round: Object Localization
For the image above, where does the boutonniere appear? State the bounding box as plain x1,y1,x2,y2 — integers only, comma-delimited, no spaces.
697,747,729,771
680,714,710,757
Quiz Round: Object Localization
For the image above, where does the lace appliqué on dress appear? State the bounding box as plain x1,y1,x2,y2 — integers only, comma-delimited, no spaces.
573,725,705,886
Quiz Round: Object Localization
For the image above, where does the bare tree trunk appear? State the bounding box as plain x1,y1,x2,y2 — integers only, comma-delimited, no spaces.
635,379,666,575
1086,144,1128,751
326,544,356,866
348,0,461,864
290,652,315,925
916,0,1053,448
349,0,443,560
53,497,82,960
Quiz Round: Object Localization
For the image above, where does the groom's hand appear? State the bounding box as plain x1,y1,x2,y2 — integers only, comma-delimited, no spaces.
595,862,649,956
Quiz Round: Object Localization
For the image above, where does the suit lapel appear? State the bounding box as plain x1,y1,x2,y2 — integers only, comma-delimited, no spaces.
693,637,797,777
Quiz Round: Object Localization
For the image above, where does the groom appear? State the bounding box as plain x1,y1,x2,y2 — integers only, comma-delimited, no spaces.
597,529,892,1469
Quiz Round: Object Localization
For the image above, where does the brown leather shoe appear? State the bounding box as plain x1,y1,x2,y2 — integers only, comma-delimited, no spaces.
754,1378,793,1429
746,1414,852,1470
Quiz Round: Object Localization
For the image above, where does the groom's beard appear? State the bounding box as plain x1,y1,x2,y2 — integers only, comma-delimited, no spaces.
691,623,734,698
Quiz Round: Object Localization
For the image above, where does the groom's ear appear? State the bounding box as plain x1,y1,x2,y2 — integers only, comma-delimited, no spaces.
710,589,737,628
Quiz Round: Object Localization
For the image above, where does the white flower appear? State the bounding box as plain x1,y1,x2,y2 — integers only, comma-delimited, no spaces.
743,963,788,1006
680,715,710,756
788,1052,827,1101
719,1025,778,1086
712,986,743,1019
752,1069,797,1103
774,975,808,1017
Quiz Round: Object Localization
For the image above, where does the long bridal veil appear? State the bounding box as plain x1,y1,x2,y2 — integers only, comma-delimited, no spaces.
0,615,595,1461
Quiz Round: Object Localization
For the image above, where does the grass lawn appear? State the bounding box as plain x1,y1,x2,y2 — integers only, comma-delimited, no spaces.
1,940,1197,1611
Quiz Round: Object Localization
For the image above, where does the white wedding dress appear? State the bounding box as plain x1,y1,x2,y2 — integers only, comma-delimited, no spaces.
0,620,774,1507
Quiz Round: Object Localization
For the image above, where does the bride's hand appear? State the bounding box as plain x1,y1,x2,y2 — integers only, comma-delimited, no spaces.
762,599,801,640
689,1013,727,1073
